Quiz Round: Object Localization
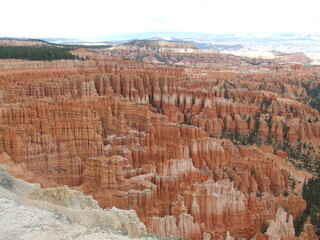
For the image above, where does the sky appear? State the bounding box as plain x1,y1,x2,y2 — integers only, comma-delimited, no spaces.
1,0,320,40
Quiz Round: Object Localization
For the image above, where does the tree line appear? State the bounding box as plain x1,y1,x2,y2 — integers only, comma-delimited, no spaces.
0,46,80,61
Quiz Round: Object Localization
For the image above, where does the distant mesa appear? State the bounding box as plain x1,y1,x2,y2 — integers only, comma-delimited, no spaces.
193,42,244,51
121,40,197,52
273,52,311,65
121,39,244,52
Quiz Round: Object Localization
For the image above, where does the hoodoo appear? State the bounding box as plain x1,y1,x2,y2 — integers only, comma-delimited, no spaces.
0,38,319,239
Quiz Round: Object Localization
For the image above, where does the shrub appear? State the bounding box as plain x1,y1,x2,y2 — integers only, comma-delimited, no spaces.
0,171,13,189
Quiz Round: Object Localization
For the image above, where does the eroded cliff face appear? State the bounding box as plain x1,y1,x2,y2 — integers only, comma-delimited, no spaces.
0,53,318,239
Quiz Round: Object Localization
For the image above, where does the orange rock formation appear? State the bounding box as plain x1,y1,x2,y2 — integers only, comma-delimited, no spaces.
0,49,318,239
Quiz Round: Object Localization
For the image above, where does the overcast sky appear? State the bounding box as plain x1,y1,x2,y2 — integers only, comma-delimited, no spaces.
2,0,320,40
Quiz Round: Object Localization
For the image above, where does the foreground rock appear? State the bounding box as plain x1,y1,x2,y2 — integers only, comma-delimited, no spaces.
0,165,146,240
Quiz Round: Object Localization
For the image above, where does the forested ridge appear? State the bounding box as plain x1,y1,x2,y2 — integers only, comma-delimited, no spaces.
0,46,79,60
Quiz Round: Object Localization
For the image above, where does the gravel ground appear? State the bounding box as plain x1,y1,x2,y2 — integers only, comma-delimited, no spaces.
0,197,135,240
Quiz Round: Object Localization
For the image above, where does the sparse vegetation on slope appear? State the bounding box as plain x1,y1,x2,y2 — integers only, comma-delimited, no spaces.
304,81,320,112
294,177,320,236
57,43,113,49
